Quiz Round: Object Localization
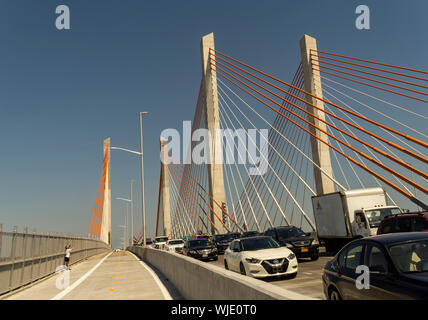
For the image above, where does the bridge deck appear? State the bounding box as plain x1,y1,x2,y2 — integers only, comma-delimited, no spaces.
4,250,171,300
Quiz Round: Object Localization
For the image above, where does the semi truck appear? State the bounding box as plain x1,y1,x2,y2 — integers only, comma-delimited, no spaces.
311,187,401,253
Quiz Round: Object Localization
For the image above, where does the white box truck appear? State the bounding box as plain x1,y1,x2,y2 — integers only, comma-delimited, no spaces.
311,187,401,253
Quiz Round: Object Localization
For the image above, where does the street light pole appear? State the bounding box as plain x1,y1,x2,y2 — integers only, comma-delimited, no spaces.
130,180,134,245
126,202,129,247
140,112,149,246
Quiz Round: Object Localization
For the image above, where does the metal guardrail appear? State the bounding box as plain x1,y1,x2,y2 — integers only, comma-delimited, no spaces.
0,224,110,296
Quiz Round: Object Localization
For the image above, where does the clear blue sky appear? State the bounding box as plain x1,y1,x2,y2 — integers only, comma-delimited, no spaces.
0,0,427,248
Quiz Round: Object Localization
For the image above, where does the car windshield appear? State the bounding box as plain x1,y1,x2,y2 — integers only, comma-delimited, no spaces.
366,208,401,226
240,237,280,251
155,237,168,242
168,240,184,245
188,240,211,247
277,227,305,239
214,233,239,241
389,240,428,273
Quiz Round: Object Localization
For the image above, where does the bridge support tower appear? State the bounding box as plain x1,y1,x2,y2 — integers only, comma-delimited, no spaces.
200,32,227,234
300,35,335,195
159,138,172,238
100,138,112,245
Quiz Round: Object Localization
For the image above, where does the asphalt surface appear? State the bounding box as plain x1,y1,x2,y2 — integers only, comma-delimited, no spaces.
5,251,172,300
206,247,333,300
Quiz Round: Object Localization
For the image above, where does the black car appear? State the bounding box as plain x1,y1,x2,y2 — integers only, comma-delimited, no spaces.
323,232,428,300
183,239,218,261
264,226,319,260
240,231,261,238
212,233,241,254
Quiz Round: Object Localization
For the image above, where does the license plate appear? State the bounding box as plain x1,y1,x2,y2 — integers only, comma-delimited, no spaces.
202,254,208,257
301,248,308,252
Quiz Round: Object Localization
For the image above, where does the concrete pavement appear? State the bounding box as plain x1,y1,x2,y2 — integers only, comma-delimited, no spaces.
4,250,173,300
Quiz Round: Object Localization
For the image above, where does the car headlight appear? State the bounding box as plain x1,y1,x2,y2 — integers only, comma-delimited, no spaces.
285,242,293,248
312,239,319,245
245,258,261,264
288,253,296,260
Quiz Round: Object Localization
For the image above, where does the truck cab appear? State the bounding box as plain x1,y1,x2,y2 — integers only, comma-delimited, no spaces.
355,205,401,235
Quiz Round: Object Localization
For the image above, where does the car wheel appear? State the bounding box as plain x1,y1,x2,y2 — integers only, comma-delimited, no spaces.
288,272,297,279
240,263,246,276
224,259,229,270
311,255,319,261
328,287,342,300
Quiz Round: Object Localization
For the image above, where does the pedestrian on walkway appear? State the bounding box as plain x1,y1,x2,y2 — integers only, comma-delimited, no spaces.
64,244,72,270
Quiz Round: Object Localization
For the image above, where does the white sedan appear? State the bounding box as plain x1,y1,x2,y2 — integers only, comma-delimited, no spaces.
152,236,169,250
224,236,298,278
164,239,185,253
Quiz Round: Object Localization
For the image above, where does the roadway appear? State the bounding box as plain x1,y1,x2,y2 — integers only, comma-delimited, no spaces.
207,247,332,300
4,250,173,300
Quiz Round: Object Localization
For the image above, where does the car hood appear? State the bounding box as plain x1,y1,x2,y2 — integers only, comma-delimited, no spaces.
278,236,312,244
189,246,215,251
402,272,428,284
168,244,184,248
242,247,293,259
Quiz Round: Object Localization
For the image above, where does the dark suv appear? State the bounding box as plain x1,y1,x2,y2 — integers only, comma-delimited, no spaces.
183,239,218,261
212,233,241,254
377,212,428,235
264,226,319,260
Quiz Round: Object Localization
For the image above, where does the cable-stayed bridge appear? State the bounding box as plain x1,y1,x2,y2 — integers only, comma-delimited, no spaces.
1,33,426,300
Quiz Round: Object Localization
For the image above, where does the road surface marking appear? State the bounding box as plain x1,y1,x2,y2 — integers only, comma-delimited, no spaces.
129,252,172,300
51,251,113,300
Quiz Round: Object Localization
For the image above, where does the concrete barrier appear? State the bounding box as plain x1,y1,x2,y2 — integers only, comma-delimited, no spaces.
128,246,314,300
0,226,110,296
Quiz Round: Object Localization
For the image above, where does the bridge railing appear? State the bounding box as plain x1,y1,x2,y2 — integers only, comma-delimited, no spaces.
0,224,110,296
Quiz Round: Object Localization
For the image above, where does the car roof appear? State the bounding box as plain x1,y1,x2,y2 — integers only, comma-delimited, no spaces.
383,212,428,220
235,235,271,241
364,232,428,244
268,225,299,230
214,232,240,236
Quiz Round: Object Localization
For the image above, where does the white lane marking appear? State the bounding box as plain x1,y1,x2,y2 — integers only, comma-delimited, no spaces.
51,251,113,300
129,252,172,300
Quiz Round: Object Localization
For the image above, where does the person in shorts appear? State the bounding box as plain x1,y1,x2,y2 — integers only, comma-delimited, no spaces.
64,244,72,270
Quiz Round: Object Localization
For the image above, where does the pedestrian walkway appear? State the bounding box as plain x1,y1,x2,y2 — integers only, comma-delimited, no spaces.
5,250,171,300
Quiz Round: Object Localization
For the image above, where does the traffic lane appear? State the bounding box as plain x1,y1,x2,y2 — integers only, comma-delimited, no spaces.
263,255,330,300
206,249,332,300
